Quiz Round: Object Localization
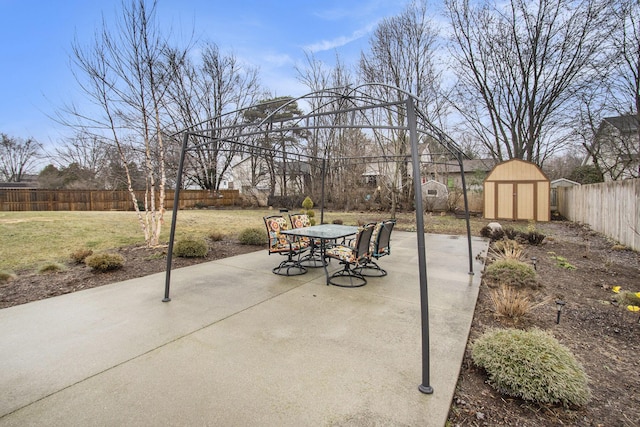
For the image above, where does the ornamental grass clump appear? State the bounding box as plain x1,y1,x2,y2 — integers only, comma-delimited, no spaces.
0,270,16,282
483,259,539,290
38,262,65,274
70,248,93,264
491,239,524,261
472,328,591,407
85,253,125,272
238,228,267,245
173,239,208,258
490,285,532,322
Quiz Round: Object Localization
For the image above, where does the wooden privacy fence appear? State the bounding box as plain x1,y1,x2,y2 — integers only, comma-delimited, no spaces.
0,189,240,211
557,178,640,251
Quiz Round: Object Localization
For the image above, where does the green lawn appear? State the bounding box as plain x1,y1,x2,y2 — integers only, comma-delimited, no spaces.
0,209,485,272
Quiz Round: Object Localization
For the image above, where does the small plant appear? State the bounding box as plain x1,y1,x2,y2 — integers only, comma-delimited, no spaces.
0,270,16,282
472,328,591,407
503,226,520,240
70,248,93,264
491,239,524,261
173,239,208,258
612,287,640,320
548,252,576,270
301,196,316,226
490,285,532,322
524,223,546,245
238,228,267,245
483,259,539,290
480,225,505,241
85,253,125,272
38,262,65,274
208,231,225,242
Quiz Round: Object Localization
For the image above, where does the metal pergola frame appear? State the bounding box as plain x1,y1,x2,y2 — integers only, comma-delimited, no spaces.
162,84,474,395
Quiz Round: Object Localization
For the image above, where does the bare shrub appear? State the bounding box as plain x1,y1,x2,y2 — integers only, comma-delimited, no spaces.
490,285,532,322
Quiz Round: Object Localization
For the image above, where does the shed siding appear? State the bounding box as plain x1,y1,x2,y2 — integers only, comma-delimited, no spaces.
483,159,550,221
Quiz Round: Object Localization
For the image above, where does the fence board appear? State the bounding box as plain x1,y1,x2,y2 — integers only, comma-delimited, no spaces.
0,189,240,212
557,179,640,251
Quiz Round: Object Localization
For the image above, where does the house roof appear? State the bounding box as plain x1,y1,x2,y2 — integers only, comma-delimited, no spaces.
550,178,580,187
422,158,497,174
600,114,639,134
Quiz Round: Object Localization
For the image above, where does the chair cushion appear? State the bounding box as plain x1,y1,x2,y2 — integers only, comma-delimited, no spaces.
325,245,357,263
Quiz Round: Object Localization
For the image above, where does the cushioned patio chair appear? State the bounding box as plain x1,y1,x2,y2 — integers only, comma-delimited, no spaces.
264,215,309,276
324,222,376,287
289,213,326,268
354,219,396,277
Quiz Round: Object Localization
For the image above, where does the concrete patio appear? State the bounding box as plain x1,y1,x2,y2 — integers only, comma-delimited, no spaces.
0,231,488,426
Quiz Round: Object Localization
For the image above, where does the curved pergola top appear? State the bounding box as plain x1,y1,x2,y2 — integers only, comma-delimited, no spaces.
175,83,464,161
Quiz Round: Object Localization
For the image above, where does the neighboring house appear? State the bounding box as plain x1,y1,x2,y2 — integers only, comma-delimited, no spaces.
421,158,497,191
229,154,311,195
0,174,39,189
584,114,640,181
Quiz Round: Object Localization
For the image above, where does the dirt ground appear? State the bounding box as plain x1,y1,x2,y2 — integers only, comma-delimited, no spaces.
1,220,638,426
448,221,640,427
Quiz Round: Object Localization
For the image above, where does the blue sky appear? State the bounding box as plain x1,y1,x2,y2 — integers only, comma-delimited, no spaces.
0,0,411,148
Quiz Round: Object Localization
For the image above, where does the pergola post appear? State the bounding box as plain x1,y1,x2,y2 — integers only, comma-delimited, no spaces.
406,97,433,395
163,132,190,302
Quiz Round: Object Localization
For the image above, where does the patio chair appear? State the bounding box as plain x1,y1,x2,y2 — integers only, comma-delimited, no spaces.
289,213,326,268
354,219,396,277
324,222,376,287
264,215,309,276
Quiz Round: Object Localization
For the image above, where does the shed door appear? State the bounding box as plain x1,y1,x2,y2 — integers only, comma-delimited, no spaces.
516,183,534,220
496,183,514,219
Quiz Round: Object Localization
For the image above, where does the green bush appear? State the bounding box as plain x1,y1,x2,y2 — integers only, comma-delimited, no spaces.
483,259,539,290
472,328,591,407
238,228,267,245
70,248,93,264
85,253,125,272
173,239,208,258
38,263,65,274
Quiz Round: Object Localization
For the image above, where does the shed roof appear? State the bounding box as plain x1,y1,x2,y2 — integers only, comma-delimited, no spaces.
484,159,549,182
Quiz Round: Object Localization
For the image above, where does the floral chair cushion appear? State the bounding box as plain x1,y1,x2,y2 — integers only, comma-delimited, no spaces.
265,216,306,253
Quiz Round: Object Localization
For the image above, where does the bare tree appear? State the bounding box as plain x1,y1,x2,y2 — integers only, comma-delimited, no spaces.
359,0,444,212
53,131,109,183
162,42,262,190
445,0,610,165
65,0,172,246
0,133,42,182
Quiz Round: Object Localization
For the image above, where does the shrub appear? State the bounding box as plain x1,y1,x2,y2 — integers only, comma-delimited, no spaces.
480,225,504,241
238,228,267,245
483,259,539,290
490,285,532,322
85,253,125,272
503,226,520,240
173,239,208,258
491,239,524,261
208,231,225,242
70,248,93,264
301,196,316,225
0,270,16,282
472,328,591,407
38,263,65,274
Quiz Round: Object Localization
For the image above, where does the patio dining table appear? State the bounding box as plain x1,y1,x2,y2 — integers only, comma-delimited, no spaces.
281,223,358,285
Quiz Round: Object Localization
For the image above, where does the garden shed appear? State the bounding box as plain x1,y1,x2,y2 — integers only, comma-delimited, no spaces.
483,159,550,221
